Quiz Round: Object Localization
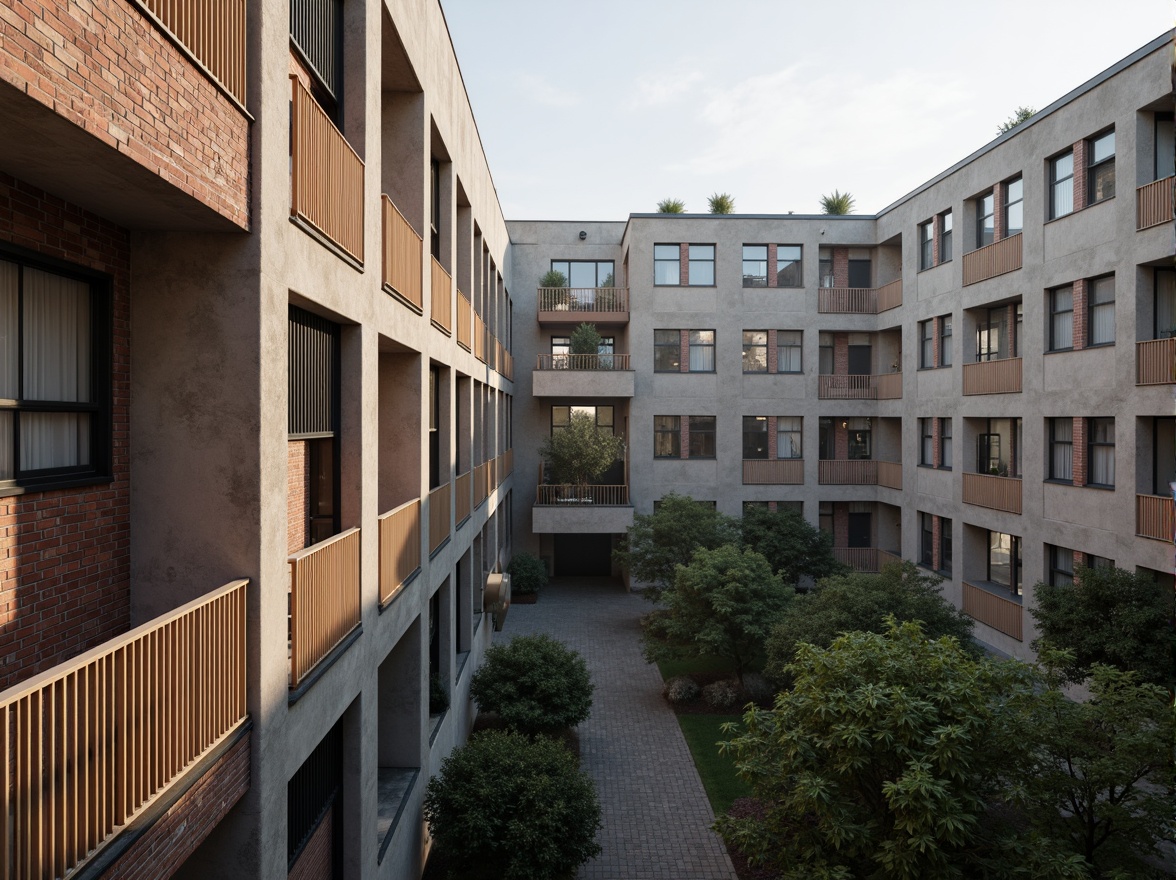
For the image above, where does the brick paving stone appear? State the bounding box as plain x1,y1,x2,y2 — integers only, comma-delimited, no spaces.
500,577,738,880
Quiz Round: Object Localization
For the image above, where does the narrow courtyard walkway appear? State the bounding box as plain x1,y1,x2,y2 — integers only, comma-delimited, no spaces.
501,577,738,880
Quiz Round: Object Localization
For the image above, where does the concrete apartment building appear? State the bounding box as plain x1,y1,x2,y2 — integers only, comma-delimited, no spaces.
511,31,1174,662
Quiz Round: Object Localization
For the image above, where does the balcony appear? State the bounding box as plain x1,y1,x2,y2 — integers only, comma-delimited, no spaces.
141,0,247,104
1137,176,1174,230
381,196,423,310
817,374,902,400
503,448,514,477
473,314,486,362
474,462,489,506
533,354,635,397
289,528,361,689
962,472,1022,514
962,582,1022,640
455,472,472,524
1136,338,1175,385
0,579,247,880
818,459,902,485
742,459,804,485
533,484,633,534
537,288,630,324
290,77,364,263
428,483,450,555
877,460,903,489
817,278,903,314
379,499,421,605
456,291,472,350
431,258,452,335
1136,493,1174,542
962,357,1022,395
832,547,903,572
962,233,1022,286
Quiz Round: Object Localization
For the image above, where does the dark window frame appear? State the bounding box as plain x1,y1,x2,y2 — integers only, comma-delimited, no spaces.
777,330,802,373
1087,129,1115,205
687,329,716,373
688,415,716,458
919,319,934,369
939,418,952,469
741,245,767,288
920,512,934,567
776,245,803,287
653,329,681,372
653,415,680,459
987,530,1023,597
1004,175,1023,236
1049,150,1075,219
1048,418,1073,482
975,190,994,248
939,209,953,262
1048,545,1074,587
1087,417,1114,488
741,330,768,373
777,416,802,459
687,244,715,287
938,517,952,576
919,418,934,466
742,416,769,460
918,221,934,270
940,315,953,366
653,244,680,286
1087,274,1115,347
1049,285,1074,352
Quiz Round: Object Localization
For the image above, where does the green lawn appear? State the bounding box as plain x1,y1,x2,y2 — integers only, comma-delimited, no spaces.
655,654,735,680
675,714,751,815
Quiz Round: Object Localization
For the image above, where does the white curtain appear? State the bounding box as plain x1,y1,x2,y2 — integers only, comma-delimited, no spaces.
688,345,714,372
1051,288,1072,349
777,417,801,458
0,261,16,399
1051,420,1073,479
21,412,90,470
0,412,11,479
23,267,90,402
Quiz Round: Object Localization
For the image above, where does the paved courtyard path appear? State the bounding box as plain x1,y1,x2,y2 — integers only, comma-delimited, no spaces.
501,576,738,879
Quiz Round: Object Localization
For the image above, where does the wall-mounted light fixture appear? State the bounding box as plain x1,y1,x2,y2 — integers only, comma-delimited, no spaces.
578,230,587,240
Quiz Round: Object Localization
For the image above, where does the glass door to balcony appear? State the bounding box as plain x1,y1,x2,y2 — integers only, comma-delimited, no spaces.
848,512,871,548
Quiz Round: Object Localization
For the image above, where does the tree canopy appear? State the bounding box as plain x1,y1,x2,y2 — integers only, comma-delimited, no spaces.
997,106,1035,134
739,505,844,586
538,411,624,487
656,197,686,213
819,190,855,215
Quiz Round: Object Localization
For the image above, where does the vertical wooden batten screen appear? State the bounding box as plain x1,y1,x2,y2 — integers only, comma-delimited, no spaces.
428,484,451,554
136,0,247,105
378,499,421,605
289,528,361,689
0,579,247,880
382,196,423,309
430,258,452,335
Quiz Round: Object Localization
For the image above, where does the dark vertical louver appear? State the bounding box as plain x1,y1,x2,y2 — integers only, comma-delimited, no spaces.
290,0,343,100
289,305,339,437
287,723,343,867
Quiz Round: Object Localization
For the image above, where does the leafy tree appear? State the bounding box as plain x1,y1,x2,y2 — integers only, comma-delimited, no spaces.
997,106,1035,134
819,189,855,215
539,411,625,488
613,492,739,601
506,551,547,596
423,730,602,880
739,505,845,586
539,268,567,287
717,621,1083,879
469,634,593,735
642,544,792,684
569,321,602,355
764,561,977,684
708,192,736,214
1021,660,1175,878
1029,564,1172,689
657,197,686,213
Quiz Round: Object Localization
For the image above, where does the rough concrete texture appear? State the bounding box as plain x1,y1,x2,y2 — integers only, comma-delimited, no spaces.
500,577,738,880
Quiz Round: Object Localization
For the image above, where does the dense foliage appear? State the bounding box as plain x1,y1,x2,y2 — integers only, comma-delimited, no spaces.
569,321,603,355
539,411,625,487
819,189,855,215
739,505,845,586
539,268,567,287
423,730,602,880
707,192,736,214
469,634,593,736
656,197,686,213
506,552,548,596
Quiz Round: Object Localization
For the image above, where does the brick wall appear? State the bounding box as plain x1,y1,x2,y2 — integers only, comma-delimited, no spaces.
288,440,310,555
0,0,250,228
1072,278,1088,350
832,248,849,288
766,244,778,287
677,243,689,286
1071,140,1088,213
0,173,130,691
103,732,251,880
832,503,849,547
289,802,336,880
1072,418,1087,486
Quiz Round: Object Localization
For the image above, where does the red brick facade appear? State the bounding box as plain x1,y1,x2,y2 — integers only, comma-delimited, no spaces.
289,802,336,880
1071,139,1088,213
831,247,849,288
1071,278,1088,350
0,173,130,691
288,439,310,555
1072,418,1087,487
103,732,251,880
0,0,250,228
677,243,690,286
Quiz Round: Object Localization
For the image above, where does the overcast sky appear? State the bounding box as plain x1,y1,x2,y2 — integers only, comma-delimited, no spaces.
439,0,1171,221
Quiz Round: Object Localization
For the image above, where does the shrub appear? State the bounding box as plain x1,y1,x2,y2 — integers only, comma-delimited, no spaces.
470,634,593,736
506,552,547,596
664,675,700,704
703,679,741,711
539,269,568,288
424,730,602,880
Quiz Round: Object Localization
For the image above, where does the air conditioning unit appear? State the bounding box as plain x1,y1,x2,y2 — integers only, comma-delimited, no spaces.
484,572,512,632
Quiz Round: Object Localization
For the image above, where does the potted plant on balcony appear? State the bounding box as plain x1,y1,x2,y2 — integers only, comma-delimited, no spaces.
540,269,569,311
540,412,625,503
569,322,605,370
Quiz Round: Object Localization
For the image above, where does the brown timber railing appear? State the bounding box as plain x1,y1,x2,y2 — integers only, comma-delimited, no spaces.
877,460,903,489
817,279,903,314
535,485,630,505
817,374,902,399
535,353,632,370
378,499,420,605
874,278,903,312
474,462,488,506
428,484,450,555
819,460,878,484
1136,494,1174,542
503,448,513,476
742,459,803,485
962,357,1022,394
875,373,902,399
289,528,360,689
430,258,452,335
962,233,1022,285
290,77,364,263
0,579,247,880
381,196,423,309
1135,338,1175,385
138,0,247,104
1136,176,1174,230
473,315,485,362
962,472,1022,514
456,291,472,350
962,582,1022,640
454,472,471,525
537,287,630,315
832,548,903,572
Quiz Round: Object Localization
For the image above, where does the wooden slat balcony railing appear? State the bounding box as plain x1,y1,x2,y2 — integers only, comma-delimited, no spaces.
430,258,452,335
742,459,804,485
381,196,423,309
832,547,901,572
962,233,1022,286
139,0,247,104
535,485,630,505
874,278,903,312
454,472,471,525
962,582,1022,640
1136,176,1174,230
502,350,514,380
290,77,364,263
875,372,902,399
962,472,1022,514
535,353,632,371
428,483,450,555
817,278,903,314
1136,493,1174,542
473,315,485,362
877,460,903,489
0,579,247,880
537,287,630,315
1135,338,1175,385
962,357,1022,394
289,528,360,689
378,499,421,605
456,291,472,350
819,459,879,484
474,462,488,506
487,457,498,494
503,448,513,477
818,375,873,399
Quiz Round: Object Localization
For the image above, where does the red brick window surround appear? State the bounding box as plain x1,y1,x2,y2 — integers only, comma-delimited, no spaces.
654,329,715,372
652,415,716,460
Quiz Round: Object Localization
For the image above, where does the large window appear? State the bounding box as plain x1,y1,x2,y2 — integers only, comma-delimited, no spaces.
846,418,871,460
939,418,952,469
818,334,833,374
777,330,802,373
939,210,953,262
777,417,801,459
654,329,681,372
776,245,802,287
654,245,679,285
687,245,715,286
1050,151,1074,219
1048,418,1073,481
1088,275,1114,346
976,305,1014,361
688,330,715,371
1049,546,1074,587
1156,268,1176,338
550,260,614,288
742,246,767,287
920,418,934,465
976,190,994,248
654,416,680,458
0,255,110,489
1004,176,1023,236
1087,130,1115,204
987,531,1023,597
1088,418,1114,487
1049,285,1073,351
742,331,768,372
742,416,768,459
919,221,933,270
688,416,716,458
551,405,613,433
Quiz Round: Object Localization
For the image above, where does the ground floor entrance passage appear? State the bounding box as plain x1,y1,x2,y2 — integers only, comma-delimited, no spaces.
554,533,613,576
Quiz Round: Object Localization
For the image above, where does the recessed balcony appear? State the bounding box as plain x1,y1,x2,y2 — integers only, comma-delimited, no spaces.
962,357,1022,394
962,581,1022,640
532,354,634,397
817,374,902,400
1137,176,1174,230
962,472,1022,514
289,528,361,689
537,288,630,324
962,233,1022,286
817,278,902,314
742,459,803,485
532,484,633,533
832,547,903,572
818,459,902,485
1136,338,1175,385
1136,493,1174,541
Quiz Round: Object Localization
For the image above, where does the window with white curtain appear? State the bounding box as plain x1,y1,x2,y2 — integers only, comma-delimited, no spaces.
1049,418,1073,481
0,256,106,487
1088,418,1114,487
777,417,802,459
688,330,715,371
1087,276,1114,346
1049,285,1073,350
776,330,802,373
